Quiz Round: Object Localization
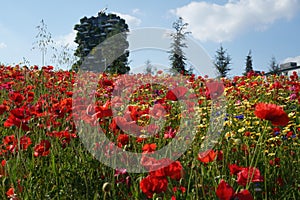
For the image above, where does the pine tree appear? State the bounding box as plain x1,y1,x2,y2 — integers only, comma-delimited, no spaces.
169,17,191,75
245,50,253,74
268,56,280,75
144,60,156,75
214,44,232,78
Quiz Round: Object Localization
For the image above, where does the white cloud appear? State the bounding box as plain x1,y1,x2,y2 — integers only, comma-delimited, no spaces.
54,30,77,48
0,42,7,49
132,8,142,15
113,12,142,28
172,0,300,42
283,55,300,65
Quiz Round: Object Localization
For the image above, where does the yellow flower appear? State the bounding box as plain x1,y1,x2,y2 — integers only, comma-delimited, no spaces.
238,128,245,133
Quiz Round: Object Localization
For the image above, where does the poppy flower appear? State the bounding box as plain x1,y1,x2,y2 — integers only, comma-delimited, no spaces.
19,135,32,150
216,179,234,200
142,143,157,153
94,100,113,118
234,189,254,200
117,134,129,147
164,160,184,180
6,188,16,199
216,180,254,200
198,149,217,163
4,107,31,131
149,104,166,119
3,135,18,152
236,167,264,187
166,86,188,101
229,164,242,175
254,103,289,126
114,168,127,176
205,81,224,100
34,140,51,157
9,92,25,105
0,160,6,178
140,175,168,198
0,104,8,115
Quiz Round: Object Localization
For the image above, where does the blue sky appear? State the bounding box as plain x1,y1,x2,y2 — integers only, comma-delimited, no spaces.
0,0,300,76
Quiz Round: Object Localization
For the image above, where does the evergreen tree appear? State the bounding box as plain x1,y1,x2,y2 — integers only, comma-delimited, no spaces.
245,50,253,74
169,17,191,75
144,60,156,75
268,56,280,75
73,11,130,74
214,44,232,78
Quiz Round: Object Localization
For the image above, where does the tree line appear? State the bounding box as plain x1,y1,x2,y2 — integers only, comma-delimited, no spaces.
31,11,281,77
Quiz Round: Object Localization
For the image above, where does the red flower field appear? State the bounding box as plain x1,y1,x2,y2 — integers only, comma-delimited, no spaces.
0,65,299,199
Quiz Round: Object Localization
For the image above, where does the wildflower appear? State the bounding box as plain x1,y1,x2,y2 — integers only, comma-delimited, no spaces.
0,104,8,115
216,180,234,200
117,134,129,147
19,135,32,150
164,161,184,181
198,149,217,163
142,143,157,153
236,167,264,187
166,86,188,101
114,168,127,176
234,189,254,200
140,175,168,198
6,187,19,200
254,103,289,126
33,140,51,157
216,180,254,200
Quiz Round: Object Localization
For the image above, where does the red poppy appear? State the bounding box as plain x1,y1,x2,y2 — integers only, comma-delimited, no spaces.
6,188,16,199
198,149,217,163
140,175,168,198
166,86,188,101
236,167,263,187
234,189,254,200
1,160,6,167
9,92,25,105
164,160,184,181
94,100,113,118
149,104,166,119
216,179,234,200
229,164,242,175
4,107,31,131
0,104,8,115
142,143,157,153
205,81,224,100
0,160,6,178
46,130,77,147
117,134,129,147
20,135,32,150
140,155,158,170
34,140,51,157
254,103,289,126
3,135,18,152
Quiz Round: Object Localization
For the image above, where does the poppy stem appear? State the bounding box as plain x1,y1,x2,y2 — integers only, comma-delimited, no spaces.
247,120,268,190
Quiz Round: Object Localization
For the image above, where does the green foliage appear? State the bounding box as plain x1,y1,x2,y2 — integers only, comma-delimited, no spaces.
214,44,232,78
144,60,157,75
169,17,191,75
245,50,253,74
268,56,280,75
73,12,130,74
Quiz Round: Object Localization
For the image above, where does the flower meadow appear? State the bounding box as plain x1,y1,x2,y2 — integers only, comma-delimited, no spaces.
0,65,299,200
